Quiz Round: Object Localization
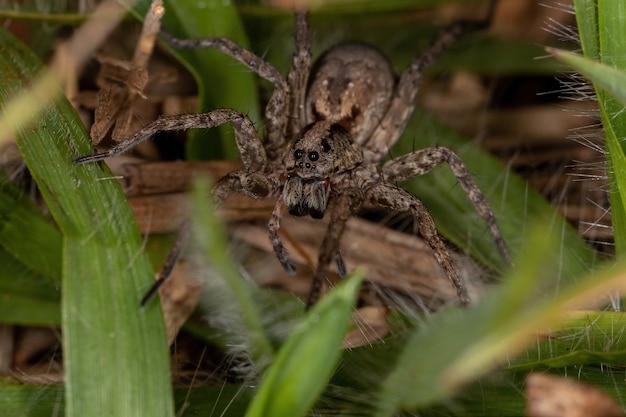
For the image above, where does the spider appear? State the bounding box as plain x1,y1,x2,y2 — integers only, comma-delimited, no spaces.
75,4,510,309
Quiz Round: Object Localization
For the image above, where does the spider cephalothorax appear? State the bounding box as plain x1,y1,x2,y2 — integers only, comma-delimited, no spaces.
75,5,508,308
280,42,390,226
285,122,363,180
283,122,362,221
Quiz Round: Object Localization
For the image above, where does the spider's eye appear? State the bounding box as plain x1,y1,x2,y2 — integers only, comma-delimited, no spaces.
294,149,304,159
308,151,319,161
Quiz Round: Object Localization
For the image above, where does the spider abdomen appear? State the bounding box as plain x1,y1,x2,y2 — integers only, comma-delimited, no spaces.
306,42,394,145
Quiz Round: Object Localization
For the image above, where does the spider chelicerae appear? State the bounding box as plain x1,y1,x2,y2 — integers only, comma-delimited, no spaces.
75,4,510,308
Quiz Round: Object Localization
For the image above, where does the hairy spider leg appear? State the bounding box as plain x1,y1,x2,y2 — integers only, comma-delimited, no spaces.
363,23,465,164
74,110,266,169
268,191,350,283
285,11,312,140
75,110,273,304
140,167,279,306
161,11,309,160
365,183,471,306
160,32,288,146
364,0,497,163
141,220,191,305
306,187,364,309
268,199,296,275
382,146,511,265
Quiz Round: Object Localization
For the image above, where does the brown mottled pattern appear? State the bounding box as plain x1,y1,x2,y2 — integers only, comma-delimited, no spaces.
75,6,506,309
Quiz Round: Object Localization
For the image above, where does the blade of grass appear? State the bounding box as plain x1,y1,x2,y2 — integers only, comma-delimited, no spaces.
507,310,626,370
0,182,62,325
0,294,60,326
0,181,61,282
0,384,256,417
572,0,626,255
374,223,560,414
595,0,626,257
374,219,626,415
245,269,364,417
0,26,174,417
547,48,626,106
191,177,275,368
574,0,599,59
0,385,66,417
601,119,626,257
0,247,61,325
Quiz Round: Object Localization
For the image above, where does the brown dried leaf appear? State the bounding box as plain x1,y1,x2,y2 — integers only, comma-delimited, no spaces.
89,0,163,144
343,306,389,348
158,262,201,344
526,373,625,417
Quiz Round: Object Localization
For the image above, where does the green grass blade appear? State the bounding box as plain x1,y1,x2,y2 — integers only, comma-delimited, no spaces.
0,180,62,325
0,294,60,326
0,384,65,417
191,177,275,367
548,48,626,107
374,223,561,415
574,0,600,59
507,311,626,370
0,27,174,416
0,384,256,417
0,181,62,283
373,217,626,415
0,247,60,325
572,0,626,256
246,270,364,417
192,176,363,417
592,0,626,257
603,122,626,256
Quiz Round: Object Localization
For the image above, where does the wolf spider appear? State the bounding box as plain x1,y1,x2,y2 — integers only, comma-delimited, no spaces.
75,4,510,308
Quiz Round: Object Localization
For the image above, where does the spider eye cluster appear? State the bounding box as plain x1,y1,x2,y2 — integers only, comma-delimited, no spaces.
287,121,362,177
293,149,321,165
